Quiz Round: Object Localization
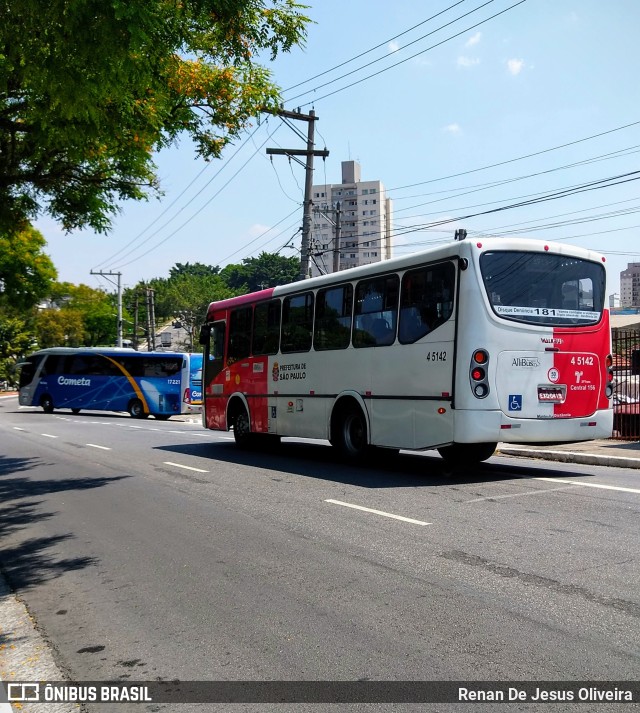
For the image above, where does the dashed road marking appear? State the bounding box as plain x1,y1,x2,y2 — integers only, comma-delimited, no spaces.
325,499,430,526
466,485,577,503
163,461,209,474
535,476,640,495
86,443,111,451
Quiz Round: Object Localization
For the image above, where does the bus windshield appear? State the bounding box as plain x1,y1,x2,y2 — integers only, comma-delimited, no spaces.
480,251,605,326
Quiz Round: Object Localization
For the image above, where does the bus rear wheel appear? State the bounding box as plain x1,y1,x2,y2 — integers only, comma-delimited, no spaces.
437,442,497,467
128,399,148,419
332,404,368,459
71,408,81,414
40,394,54,413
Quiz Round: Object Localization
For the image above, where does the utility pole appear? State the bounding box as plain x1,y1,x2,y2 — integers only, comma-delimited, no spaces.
132,293,139,350
146,287,156,351
266,109,329,281
90,270,122,347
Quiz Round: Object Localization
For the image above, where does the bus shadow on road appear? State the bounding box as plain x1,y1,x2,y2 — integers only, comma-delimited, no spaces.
152,440,579,488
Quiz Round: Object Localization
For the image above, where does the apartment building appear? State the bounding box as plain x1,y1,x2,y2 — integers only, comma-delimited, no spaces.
620,262,640,308
309,160,393,276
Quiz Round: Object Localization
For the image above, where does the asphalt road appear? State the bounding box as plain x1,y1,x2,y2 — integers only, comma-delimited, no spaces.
1,396,639,712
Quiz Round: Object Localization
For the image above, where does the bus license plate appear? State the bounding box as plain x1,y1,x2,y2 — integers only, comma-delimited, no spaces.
538,385,566,403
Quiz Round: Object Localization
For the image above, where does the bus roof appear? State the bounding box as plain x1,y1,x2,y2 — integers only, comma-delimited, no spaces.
204,237,606,322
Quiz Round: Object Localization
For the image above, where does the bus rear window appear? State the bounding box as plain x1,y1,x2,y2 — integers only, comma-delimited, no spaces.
480,251,605,326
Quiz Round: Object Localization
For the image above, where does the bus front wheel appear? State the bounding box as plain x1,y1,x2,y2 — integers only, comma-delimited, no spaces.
128,399,148,419
232,406,253,448
40,395,54,414
437,442,497,467
332,405,368,459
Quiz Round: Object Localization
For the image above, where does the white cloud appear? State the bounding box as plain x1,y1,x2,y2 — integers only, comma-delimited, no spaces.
248,223,272,238
465,32,482,47
457,56,480,68
388,41,400,53
507,58,524,75
443,123,461,135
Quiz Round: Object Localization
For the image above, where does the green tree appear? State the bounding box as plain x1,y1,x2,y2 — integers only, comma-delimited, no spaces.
0,1,309,232
0,314,35,387
0,224,57,311
33,283,119,347
220,251,300,292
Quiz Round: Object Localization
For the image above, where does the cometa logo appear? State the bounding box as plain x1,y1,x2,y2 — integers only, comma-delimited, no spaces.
57,376,91,386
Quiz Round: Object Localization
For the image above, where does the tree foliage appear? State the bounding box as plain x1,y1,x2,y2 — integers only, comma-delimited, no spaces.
220,251,300,292
33,282,119,348
0,224,57,311
0,0,309,232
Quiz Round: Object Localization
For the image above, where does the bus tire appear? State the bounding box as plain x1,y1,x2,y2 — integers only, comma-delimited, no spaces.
128,399,148,419
71,408,81,414
40,394,54,413
437,442,497,467
154,414,171,421
232,405,253,449
332,403,368,459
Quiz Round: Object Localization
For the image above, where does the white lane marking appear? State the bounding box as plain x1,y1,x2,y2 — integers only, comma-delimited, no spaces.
466,485,577,503
163,461,209,473
219,436,234,440
13,427,25,431
128,425,145,429
325,499,430,526
86,443,111,451
535,477,640,495
41,433,57,438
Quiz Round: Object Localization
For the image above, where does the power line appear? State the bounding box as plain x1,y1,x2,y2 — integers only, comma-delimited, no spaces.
283,0,471,93
294,0,527,106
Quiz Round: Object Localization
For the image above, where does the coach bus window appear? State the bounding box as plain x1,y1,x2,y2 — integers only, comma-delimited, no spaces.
282,292,314,353
399,262,456,343
252,300,281,356
353,275,399,347
227,307,253,364
314,284,353,351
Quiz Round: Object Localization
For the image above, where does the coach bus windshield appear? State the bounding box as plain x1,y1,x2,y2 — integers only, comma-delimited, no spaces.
480,251,606,326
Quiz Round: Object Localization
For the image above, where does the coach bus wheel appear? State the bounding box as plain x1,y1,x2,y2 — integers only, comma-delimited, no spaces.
437,442,497,467
127,399,148,419
71,408,81,414
333,405,368,459
40,394,54,413
233,406,253,448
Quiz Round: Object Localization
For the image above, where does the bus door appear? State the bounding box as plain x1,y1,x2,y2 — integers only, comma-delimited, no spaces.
200,321,226,429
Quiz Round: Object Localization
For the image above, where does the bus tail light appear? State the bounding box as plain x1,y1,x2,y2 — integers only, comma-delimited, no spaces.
605,354,615,398
184,387,191,404
470,349,490,399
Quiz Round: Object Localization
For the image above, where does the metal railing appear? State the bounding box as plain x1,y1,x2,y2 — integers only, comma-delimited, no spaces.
611,329,640,440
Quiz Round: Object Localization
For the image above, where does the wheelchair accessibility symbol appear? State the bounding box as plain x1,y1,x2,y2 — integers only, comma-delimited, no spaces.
509,394,522,411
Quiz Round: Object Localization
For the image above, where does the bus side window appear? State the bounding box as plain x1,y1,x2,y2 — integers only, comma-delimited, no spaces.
227,307,252,364
282,292,314,353
353,275,398,348
252,300,281,356
399,261,455,344
314,284,352,351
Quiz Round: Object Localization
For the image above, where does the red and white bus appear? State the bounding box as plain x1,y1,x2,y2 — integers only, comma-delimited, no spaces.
199,236,613,465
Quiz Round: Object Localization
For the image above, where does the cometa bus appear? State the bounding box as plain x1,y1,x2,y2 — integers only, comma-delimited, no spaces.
198,236,614,466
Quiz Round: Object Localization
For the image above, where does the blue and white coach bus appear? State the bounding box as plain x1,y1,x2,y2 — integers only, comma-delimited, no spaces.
18,347,193,419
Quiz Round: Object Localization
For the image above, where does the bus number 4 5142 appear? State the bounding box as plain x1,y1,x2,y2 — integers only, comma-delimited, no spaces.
426,351,447,362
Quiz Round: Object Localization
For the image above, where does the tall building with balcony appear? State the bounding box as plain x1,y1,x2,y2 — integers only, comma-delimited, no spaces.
309,160,393,276
620,262,640,308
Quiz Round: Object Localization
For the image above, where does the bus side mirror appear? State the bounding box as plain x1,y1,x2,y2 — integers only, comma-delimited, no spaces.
198,325,210,346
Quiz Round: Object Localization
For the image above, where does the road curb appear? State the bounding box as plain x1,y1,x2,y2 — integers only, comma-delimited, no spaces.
498,447,640,470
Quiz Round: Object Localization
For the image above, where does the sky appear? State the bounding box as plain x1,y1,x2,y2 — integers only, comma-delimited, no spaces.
37,0,640,300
